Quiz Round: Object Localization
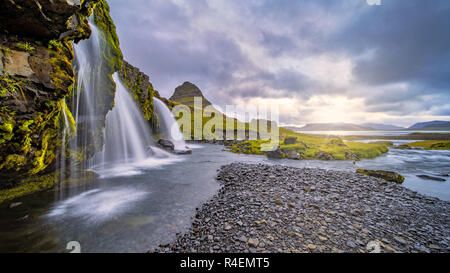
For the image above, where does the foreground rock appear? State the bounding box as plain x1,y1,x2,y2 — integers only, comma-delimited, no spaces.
417,175,446,182
158,139,175,150
152,163,449,253
356,169,405,184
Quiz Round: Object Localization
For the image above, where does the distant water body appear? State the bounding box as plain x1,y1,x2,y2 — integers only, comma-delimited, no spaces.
294,130,450,136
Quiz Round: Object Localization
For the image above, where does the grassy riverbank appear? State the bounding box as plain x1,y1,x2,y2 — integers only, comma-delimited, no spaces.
226,128,389,160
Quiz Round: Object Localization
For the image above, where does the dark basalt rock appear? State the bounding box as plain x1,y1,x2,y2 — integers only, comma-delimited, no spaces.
315,151,334,160
157,139,175,151
357,169,405,184
267,148,283,159
417,175,446,182
283,137,297,145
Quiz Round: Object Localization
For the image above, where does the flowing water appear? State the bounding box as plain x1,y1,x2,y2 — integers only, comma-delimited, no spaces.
70,20,103,172
0,143,448,253
153,97,187,150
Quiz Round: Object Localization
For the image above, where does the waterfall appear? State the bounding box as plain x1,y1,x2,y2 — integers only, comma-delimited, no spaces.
153,97,187,151
70,18,103,171
59,99,70,182
62,19,184,179
90,73,154,166
88,74,183,178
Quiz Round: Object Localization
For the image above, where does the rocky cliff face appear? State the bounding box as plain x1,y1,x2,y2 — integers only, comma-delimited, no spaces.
169,82,211,107
119,60,177,133
0,0,123,203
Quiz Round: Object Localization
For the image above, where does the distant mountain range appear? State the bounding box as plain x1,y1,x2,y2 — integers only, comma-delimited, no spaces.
361,123,405,130
407,120,450,130
297,123,373,131
285,121,450,131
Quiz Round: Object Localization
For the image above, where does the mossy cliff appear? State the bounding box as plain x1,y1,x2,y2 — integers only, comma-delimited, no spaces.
119,61,155,126
0,0,124,203
119,60,179,133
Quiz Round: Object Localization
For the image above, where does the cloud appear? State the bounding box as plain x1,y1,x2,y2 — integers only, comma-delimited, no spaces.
107,0,450,126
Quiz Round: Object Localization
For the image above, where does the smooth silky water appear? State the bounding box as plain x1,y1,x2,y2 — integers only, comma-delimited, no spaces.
0,143,449,252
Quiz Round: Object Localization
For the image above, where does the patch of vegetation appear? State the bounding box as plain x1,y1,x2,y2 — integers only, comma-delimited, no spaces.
407,140,450,150
0,75,22,97
0,173,56,204
15,42,35,52
226,127,389,160
48,39,62,49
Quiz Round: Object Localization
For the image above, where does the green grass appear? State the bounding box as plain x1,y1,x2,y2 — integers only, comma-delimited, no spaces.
226,127,389,160
407,140,450,150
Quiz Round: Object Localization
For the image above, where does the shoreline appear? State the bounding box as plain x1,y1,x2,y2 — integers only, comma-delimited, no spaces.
152,163,450,253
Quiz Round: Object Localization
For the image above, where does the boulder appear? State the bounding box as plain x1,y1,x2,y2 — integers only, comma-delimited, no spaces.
283,137,297,145
416,175,446,182
315,151,334,160
356,169,405,184
267,148,283,159
345,151,360,161
285,150,300,160
157,139,175,151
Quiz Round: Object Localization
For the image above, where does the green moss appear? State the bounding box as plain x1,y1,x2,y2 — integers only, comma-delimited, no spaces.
15,42,35,52
356,169,405,184
0,173,56,204
93,0,123,72
48,39,63,49
0,154,25,171
0,75,22,97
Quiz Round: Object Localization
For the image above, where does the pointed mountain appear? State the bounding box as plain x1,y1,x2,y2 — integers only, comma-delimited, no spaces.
169,82,212,107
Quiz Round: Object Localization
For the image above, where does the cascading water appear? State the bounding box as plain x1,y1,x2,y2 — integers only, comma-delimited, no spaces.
153,97,187,150
91,73,154,165
89,74,183,178
70,18,103,172
62,18,184,179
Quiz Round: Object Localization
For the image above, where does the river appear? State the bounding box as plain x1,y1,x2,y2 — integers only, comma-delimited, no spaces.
0,142,449,253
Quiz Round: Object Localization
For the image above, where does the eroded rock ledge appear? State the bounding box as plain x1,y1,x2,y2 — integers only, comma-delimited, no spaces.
153,163,449,253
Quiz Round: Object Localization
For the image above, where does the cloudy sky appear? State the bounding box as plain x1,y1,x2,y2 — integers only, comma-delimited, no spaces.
108,0,450,127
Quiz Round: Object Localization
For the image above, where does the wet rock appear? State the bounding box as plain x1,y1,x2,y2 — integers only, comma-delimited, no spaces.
9,202,22,209
356,169,405,184
157,139,175,151
416,175,446,182
285,150,300,160
267,148,283,159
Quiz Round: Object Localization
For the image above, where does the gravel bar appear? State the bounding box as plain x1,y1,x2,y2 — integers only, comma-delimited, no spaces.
153,163,450,253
